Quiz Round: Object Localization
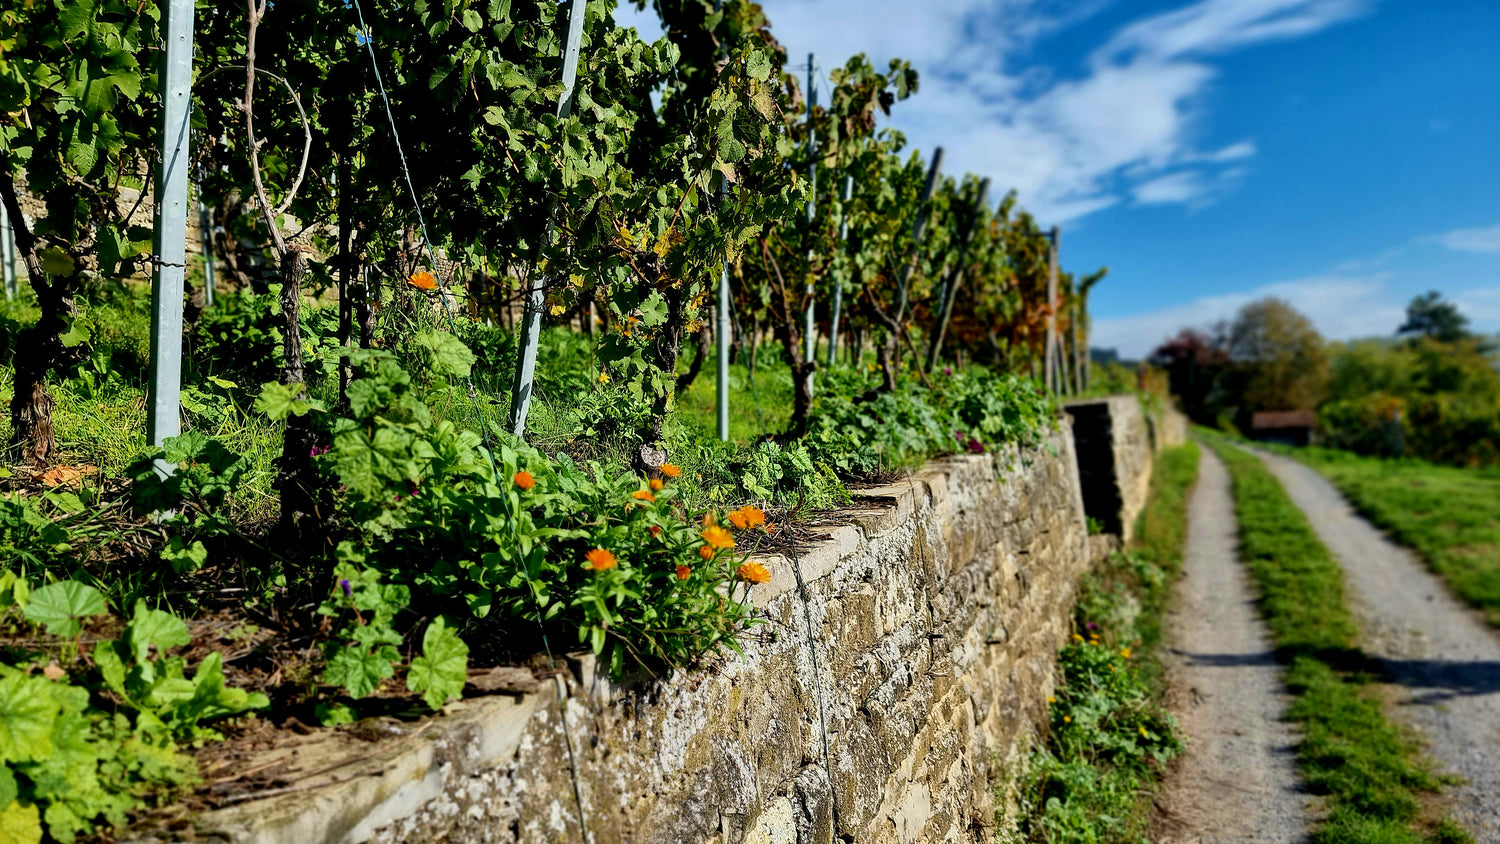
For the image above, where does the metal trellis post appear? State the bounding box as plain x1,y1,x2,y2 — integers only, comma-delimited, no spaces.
802,54,817,396
509,0,587,437
146,0,195,474
1,202,15,300
826,174,853,369
1045,225,1059,394
894,147,943,319
714,0,731,442
197,169,216,308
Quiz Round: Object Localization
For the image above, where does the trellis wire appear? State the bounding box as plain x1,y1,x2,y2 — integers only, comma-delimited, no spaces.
347,0,592,837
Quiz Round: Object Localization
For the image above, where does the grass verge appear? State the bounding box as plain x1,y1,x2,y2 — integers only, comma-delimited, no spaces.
1205,436,1469,844
1263,443,1500,627
1012,441,1200,843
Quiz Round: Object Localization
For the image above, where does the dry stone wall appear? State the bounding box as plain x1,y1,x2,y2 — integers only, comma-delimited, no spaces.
137,415,1147,844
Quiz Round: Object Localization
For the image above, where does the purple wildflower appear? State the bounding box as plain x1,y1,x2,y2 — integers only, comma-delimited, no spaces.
943,366,952,376
967,437,985,454
310,444,330,458
339,579,352,598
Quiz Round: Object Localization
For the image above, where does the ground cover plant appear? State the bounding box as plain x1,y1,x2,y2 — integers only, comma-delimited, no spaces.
0,0,1099,837
1204,436,1469,844
1266,443,1500,627
1013,441,1199,843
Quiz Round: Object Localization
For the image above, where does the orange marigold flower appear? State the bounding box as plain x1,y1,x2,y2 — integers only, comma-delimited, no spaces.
584,548,617,571
699,545,715,560
649,478,664,492
676,565,691,580
727,505,766,530
660,463,682,478
631,489,656,503
513,470,535,490
702,525,735,550
649,525,663,538
736,562,771,584
407,270,438,291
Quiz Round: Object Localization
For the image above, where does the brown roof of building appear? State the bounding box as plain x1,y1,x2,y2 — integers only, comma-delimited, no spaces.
1251,410,1316,430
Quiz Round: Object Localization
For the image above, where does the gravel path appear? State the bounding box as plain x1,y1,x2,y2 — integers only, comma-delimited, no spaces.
1155,447,1309,843
1252,447,1500,840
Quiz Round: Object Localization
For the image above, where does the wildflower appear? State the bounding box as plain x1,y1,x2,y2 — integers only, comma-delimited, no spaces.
408,270,438,291
1120,647,1131,659
1139,725,1149,738
650,478,664,492
967,437,985,454
699,545,715,560
736,562,771,584
339,579,353,598
649,525,663,539
943,366,952,376
1072,634,1084,643
584,548,617,571
1063,716,1071,723
632,489,656,503
660,463,682,478
513,470,535,490
676,565,691,580
597,371,611,384
702,525,735,550
727,505,766,530
1047,696,1055,703
310,444,330,458
1085,622,1097,630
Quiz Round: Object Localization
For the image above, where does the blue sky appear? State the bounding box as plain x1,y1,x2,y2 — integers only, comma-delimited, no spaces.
618,0,1500,358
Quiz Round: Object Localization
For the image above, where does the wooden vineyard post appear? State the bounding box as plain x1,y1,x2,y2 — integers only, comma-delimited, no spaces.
802,54,818,396
714,0,731,441
894,148,943,323
826,174,853,369
1044,225,1059,394
509,0,587,437
146,0,195,474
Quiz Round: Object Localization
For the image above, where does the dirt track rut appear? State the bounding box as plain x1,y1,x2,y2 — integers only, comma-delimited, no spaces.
1252,447,1500,840
1155,447,1308,843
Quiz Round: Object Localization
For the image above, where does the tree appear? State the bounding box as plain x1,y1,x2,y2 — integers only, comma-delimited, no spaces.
1148,327,1231,425
1227,297,1327,412
1398,290,1470,343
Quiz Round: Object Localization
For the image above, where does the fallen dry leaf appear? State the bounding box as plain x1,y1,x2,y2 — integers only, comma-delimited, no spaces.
37,464,98,486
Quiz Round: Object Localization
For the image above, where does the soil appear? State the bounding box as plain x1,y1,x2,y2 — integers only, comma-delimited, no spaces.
1154,447,1310,843
1252,447,1500,841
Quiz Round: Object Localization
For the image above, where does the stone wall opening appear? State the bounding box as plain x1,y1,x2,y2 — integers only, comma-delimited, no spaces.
1066,402,1125,536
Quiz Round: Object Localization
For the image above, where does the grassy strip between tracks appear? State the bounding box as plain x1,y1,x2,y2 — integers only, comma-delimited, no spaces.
1205,436,1470,844
1260,442,1500,628
1010,441,1200,843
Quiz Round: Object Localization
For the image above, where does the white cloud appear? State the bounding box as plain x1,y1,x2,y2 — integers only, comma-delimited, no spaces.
1091,274,1404,358
1436,223,1500,254
617,0,1368,225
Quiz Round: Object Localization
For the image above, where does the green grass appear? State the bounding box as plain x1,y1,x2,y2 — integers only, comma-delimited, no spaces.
1014,441,1200,843
1205,436,1468,844
1266,444,1500,627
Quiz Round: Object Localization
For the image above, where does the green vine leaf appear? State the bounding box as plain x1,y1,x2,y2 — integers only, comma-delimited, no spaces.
23,581,107,638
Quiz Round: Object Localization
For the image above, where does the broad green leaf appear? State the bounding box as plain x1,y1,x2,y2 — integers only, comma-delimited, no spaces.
0,675,55,763
160,537,208,573
254,382,314,421
124,601,191,663
23,581,107,638
412,331,476,379
0,800,41,844
323,646,396,700
407,617,469,710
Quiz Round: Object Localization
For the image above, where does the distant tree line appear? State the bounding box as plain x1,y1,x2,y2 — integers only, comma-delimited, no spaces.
1150,291,1500,466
